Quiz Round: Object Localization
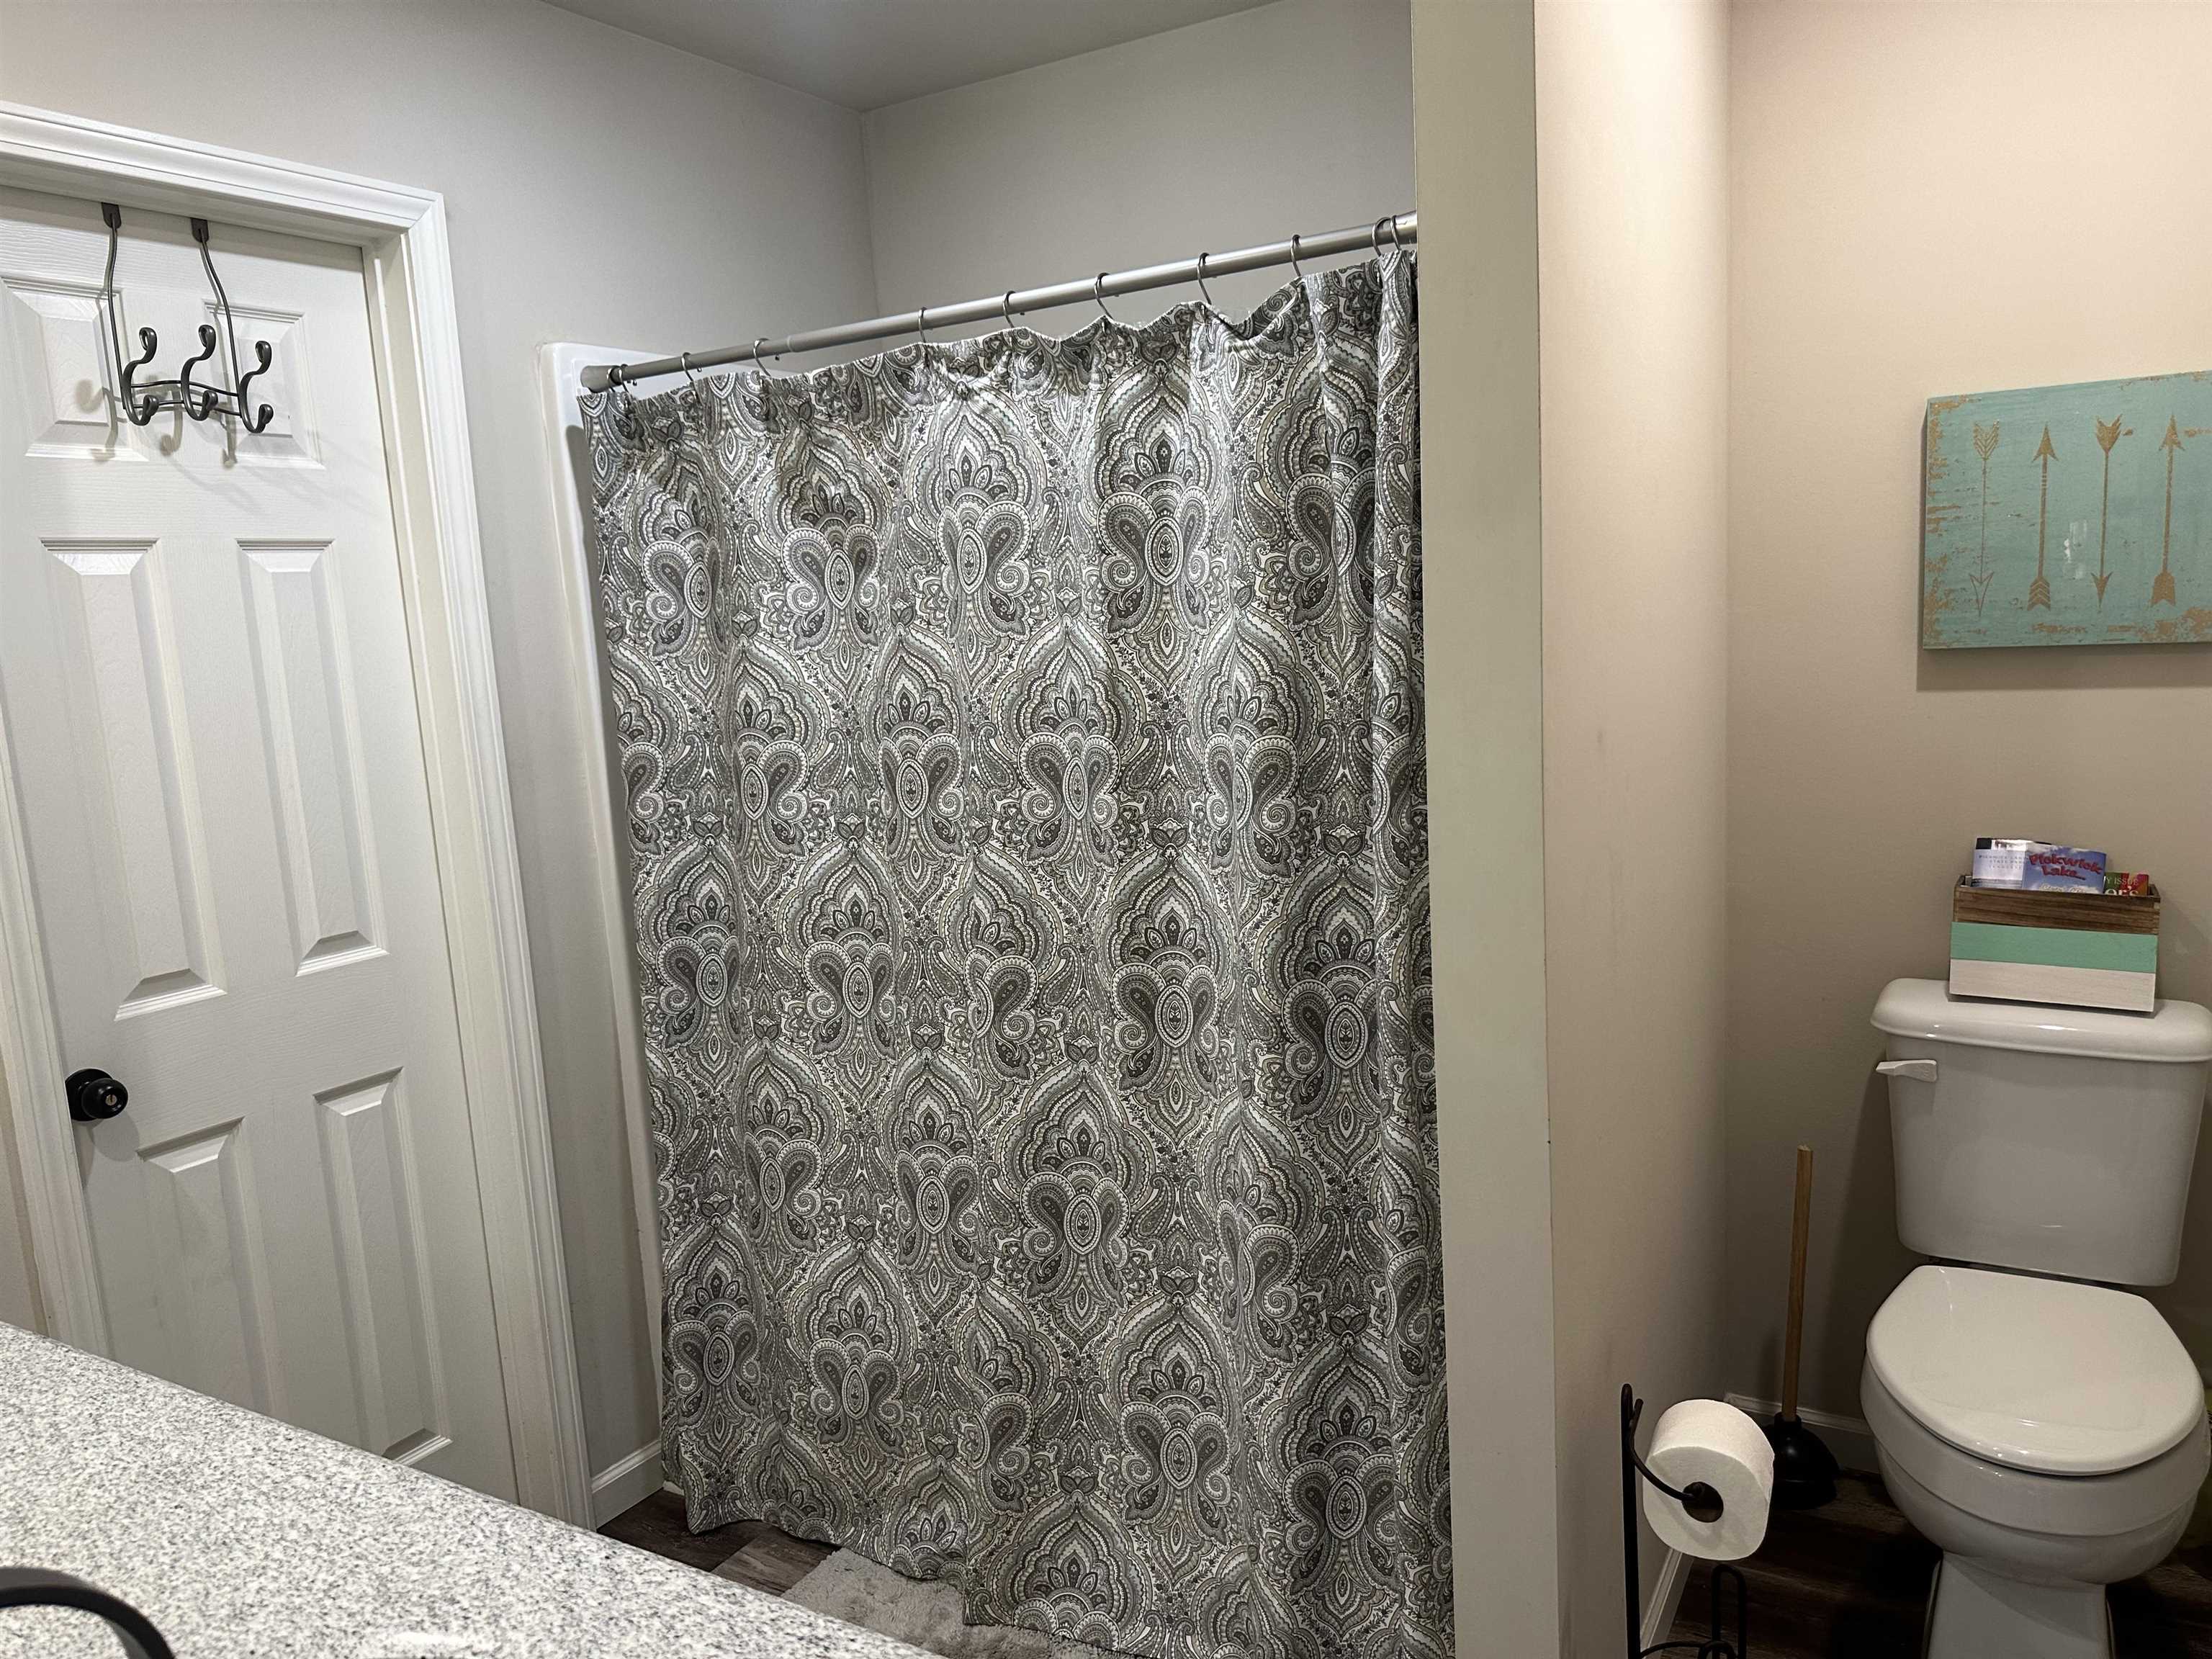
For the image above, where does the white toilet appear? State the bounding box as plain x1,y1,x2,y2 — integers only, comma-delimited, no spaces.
1867,978,2212,1659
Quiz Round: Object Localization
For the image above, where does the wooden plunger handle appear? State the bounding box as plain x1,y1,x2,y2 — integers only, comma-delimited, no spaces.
1781,1144,1813,1421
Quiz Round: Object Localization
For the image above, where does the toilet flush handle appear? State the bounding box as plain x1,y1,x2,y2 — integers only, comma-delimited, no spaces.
1876,1058,1939,1082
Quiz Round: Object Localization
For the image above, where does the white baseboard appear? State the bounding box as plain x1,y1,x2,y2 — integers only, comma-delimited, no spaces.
1725,1393,1879,1475
1641,1545,1694,1650
590,1439,665,1526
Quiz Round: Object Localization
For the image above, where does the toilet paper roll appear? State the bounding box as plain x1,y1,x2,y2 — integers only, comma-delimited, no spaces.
1640,1398,1773,1562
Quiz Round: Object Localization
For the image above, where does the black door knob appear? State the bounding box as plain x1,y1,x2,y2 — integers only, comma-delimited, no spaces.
66,1069,127,1122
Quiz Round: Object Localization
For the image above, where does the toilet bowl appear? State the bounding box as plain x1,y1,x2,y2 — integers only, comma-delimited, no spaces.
1867,982,2212,1659
1862,1264,2209,1658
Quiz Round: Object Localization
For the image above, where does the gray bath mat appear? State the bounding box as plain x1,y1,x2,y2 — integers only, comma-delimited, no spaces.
783,1550,1118,1659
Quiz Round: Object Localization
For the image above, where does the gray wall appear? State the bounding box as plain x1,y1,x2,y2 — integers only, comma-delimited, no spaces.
1728,0,2212,1424
0,1071,30,1335
860,0,1413,323
0,0,881,1483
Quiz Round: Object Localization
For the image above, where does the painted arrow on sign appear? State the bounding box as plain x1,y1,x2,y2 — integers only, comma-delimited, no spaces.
2157,416,2181,607
1971,421,2000,615
2094,415,2127,605
2028,424,2055,610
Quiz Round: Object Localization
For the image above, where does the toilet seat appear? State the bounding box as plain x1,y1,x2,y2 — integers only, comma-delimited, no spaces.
1866,1264,2205,1475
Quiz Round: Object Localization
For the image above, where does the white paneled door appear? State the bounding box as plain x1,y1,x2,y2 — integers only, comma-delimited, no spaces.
0,184,517,1498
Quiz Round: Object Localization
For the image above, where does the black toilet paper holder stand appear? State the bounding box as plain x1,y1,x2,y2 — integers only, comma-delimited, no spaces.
1622,1382,1749,1659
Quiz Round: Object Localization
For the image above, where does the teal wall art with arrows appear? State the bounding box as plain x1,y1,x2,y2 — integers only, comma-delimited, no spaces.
1923,370,2212,647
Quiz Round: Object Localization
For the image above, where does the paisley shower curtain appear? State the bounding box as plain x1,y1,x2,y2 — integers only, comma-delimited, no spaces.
582,249,1445,1659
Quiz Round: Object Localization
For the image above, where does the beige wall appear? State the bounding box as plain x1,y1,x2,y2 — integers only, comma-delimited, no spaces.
1536,0,1732,1649
1729,0,2212,1424
0,0,880,1483
860,0,1412,323
1409,3,1563,1653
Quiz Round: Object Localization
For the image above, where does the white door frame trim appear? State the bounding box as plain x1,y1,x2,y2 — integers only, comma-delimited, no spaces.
0,101,593,1526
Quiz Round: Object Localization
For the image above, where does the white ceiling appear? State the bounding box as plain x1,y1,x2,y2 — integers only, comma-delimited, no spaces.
543,0,1280,110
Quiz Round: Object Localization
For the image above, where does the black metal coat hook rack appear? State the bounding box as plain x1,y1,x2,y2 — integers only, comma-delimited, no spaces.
99,202,276,433
1622,1383,1748,1659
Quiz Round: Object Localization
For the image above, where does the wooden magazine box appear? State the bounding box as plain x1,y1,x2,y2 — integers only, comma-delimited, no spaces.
1950,878,2162,1014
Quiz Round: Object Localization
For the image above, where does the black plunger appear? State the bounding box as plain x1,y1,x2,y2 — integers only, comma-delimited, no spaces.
1767,1143,1838,1509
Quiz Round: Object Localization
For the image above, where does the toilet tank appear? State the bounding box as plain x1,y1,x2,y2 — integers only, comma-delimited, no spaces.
1872,978,2212,1285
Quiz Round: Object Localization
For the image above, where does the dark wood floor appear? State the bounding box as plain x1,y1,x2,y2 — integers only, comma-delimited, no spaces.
600,1488,835,1596
1667,1471,2212,1658
609,1470,2212,1653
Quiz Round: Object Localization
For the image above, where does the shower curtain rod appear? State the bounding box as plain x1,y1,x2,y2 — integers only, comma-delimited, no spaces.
583,210,1416,392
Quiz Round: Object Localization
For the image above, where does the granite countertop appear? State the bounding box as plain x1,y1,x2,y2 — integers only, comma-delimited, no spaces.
0,1323,919,1659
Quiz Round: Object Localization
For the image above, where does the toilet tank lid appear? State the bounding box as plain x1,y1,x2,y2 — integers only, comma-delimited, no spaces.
1873,978,2212,1062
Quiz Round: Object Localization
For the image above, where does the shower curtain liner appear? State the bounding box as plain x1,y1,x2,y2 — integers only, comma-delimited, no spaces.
582,249,1447,1659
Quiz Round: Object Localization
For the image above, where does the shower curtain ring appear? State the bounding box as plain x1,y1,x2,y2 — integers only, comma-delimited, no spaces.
915,306,932,343
1002,289,1019,331
750,337,770,369
680,351,698,390
1290,233,1306,279
1372,217,1395,256
1195,252,1216,308
1092,273,1117,323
